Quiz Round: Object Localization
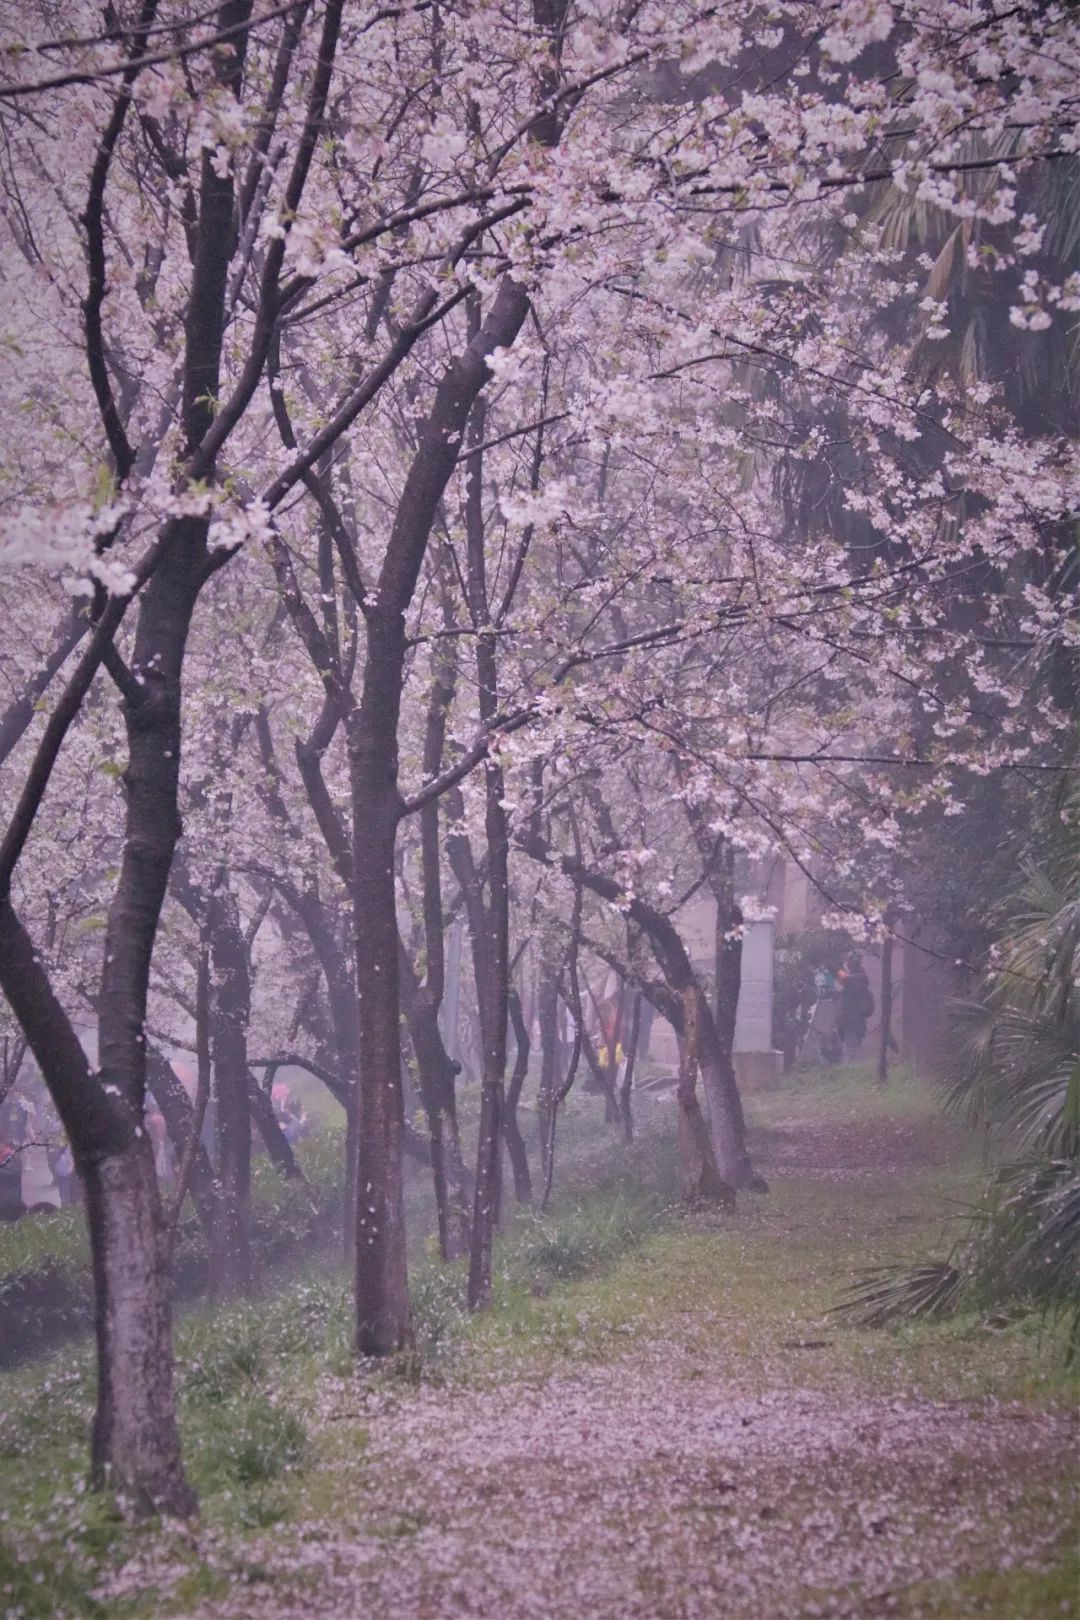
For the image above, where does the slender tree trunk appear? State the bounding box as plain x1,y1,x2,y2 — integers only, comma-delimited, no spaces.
714,895,742,1053
461,382,511,1310
349,601,414,1352
308,912,360,1259
536,941,562,1185
504,987,533,1204
350,712,412,1353
412,563,471,1256
208,886,253,1294
247,1072,304,1179
400,963,471,1259
619,990,642,1143
877,935,894,1086
146,1044,219,1243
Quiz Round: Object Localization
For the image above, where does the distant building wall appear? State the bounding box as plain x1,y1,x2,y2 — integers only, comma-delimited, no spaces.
643,866,954,1076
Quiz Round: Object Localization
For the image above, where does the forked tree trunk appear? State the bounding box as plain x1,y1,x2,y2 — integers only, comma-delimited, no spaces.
520,833,761,1193
400,966,471,1259
347,275,530,1347
146,1044,219,1242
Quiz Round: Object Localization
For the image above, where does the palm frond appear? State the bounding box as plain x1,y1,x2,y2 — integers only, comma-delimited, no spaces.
841,787,1080,1353
836,1259,963,1327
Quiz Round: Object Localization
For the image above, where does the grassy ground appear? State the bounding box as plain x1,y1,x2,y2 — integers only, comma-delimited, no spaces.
0,1067,1075,1619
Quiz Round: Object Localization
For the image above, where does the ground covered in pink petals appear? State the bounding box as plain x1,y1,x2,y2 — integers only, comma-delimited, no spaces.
141,1108,1076,1620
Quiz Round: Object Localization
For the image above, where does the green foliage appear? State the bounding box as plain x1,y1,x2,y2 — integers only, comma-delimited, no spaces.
0,1207,88,1277
0,1533,108,1619
508,1187,660,1286
2,1086,1076,1617
408,1263,468,1362
181,1327,266,1404
841,790,1080,1349
196,1397,308,1490
773,926,852,1064
0,1127,346,1365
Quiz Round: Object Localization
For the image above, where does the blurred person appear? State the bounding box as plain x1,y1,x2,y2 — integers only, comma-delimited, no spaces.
0,1116,21,1221
18,1099,60,1212
837,955,875,1063
803,967,842,1065
53,1140,75,1207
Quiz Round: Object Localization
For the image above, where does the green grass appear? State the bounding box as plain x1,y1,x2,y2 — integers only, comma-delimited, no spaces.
0,1205,89,1277
750,1060,948,1126
0,1066,1074,1618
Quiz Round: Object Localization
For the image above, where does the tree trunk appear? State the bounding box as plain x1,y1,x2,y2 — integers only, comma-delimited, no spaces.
619,990,642,1143
146,1045,219,1242
351,712,412,1353
400,964,471,1259
696,987,762,1191
581,1022,621,1124
504,987,533,1204
247,1071,304,1179
209,887,253,1294
92,532,209,1505
84,1140,196,1515
412,560,471,1255
536,941,562,1184
676,988,733,1207
0,897,195,1516
877,934,894,1086
519,832,761,1192
458,378,512,1310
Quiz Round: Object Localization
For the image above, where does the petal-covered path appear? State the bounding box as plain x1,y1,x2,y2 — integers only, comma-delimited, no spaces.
193,1354,1071,1620
146,1101,1077,1620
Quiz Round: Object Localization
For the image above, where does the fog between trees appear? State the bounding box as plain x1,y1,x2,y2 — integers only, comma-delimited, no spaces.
0,2,1076,1608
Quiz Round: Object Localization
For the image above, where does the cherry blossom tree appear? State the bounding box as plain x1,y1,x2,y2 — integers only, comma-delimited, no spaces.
0,0,1076,1508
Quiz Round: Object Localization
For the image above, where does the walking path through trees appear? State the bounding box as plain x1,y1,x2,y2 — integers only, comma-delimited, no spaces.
3,1073,1076,1618
93,1076,1077,1620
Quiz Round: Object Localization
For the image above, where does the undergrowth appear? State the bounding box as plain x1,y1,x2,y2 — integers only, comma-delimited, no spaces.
0,1072,1075,1620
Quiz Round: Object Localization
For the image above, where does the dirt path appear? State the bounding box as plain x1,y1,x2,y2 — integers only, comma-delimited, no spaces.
173,1356,1069,1619
138,1107,1076,1620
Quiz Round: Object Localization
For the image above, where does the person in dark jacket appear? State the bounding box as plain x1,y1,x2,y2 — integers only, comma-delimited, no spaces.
837,955,875,1062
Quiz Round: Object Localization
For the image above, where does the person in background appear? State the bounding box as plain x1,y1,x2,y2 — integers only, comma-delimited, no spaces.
146,1108,172,1186
18,1098,61,1213
804,966,842,1065
53,1140,75,1207
0,1120,21,1221
273,1083,309,1146
282,1099,309,1146
837,954,875,1063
